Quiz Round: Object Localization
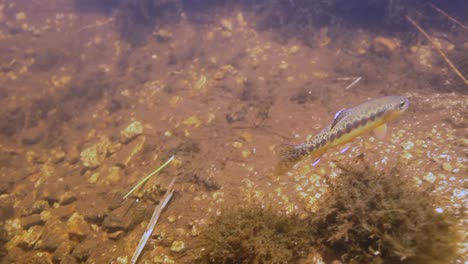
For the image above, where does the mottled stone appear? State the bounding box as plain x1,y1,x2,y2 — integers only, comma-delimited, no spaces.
8,226,42,249
4,218,22,238
67,212,90,241
120,121,143,143
80,136,111,168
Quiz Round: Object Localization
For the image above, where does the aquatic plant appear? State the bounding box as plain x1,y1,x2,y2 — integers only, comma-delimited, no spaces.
311,159,459,263
197,203,311,264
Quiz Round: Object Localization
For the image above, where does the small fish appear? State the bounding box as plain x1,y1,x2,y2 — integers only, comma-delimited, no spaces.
275,96,409,174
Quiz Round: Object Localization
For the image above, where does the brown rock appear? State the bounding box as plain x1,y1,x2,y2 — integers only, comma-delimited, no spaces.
21,214,44,229
9,226,42,249
107,230,124,240
67,212,90,241
115,136,145,168
40,219,69,251
102,201,147,232
71,239,97,262
82,202,107,224
53,242,74,263
22,122,45,145
80,136,111,168
59,191,76,205
102,166,121,186
52,203,76,221
120,121,143,143
31,200,49,214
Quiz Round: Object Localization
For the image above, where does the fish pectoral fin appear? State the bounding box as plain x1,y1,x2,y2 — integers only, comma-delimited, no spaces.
339,145,350,153
312,157,322,166
373,123,387,140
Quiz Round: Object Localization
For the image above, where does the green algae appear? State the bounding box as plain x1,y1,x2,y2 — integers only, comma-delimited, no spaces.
197,204,311,264
311,160,460,264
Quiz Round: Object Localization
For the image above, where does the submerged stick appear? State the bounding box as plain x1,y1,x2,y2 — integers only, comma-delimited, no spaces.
429,4,468,32
406,16,468,86
123,156,175,200
131,177,176,264
344,76,362,90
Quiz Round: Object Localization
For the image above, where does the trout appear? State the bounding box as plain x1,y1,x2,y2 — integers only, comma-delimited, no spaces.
275,96,409,174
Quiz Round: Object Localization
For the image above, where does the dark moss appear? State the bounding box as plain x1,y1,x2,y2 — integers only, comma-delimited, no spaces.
197,203,311,264
311,159,460,264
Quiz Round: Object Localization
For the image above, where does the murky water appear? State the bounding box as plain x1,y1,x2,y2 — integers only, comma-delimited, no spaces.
0,1,466,263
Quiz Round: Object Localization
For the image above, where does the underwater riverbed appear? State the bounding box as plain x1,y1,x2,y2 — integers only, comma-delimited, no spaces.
0,0,467,263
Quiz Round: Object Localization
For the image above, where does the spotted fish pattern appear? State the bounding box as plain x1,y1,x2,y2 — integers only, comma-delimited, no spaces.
275,96,409,174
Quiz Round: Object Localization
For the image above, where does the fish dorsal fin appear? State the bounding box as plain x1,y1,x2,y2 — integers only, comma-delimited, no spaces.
373,123,387,140
330,109,351,129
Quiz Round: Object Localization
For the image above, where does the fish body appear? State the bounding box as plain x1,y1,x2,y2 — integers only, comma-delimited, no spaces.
275,96,409,174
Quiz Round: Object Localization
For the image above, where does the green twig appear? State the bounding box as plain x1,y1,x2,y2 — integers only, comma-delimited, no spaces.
123,155,175,199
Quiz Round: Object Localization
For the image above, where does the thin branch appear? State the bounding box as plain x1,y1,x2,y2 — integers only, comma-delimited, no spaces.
429,4,468,32
131,177,177,264
344,76,362,90
406,15,468,86
123,156,175,200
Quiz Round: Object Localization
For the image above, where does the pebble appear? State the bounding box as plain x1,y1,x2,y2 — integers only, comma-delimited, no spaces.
16,12,26,21
59,191,76,205
170,240,185,253
423,172,437,183
80,136,111,168
67,212,90,240
120,121,143,143
401,141,414,150
167,215,177,223
442,163,453,172
9,226,42,249
105,166,121,185
402,152,413,160
191,225,201,237
116,256,128,264
20,214,43,229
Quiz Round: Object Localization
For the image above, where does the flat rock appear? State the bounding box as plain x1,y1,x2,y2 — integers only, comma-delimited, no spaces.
52,203,77,221
21,214,44,229
102,201,147,232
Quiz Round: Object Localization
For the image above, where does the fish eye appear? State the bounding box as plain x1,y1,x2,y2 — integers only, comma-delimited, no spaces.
399,101,406,108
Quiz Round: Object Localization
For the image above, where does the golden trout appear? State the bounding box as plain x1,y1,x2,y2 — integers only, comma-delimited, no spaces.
275,96,409,174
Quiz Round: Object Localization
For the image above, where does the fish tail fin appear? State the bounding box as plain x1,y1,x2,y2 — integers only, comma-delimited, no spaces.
273,144,304,175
